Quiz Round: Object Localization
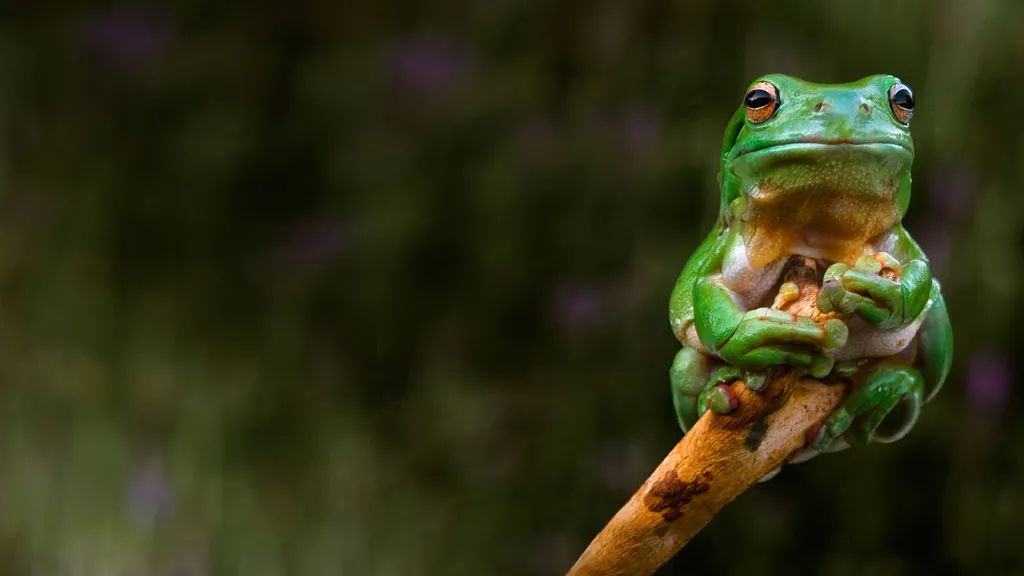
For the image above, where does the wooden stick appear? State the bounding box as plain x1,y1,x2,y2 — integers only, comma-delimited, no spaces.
567,257,847,576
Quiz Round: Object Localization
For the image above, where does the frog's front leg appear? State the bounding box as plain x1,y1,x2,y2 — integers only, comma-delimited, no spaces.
693,276,848,377
678,274,848,424
812,360,924,450
819,253,932,330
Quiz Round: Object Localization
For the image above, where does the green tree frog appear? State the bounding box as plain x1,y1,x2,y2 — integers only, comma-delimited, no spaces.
669,74,952,453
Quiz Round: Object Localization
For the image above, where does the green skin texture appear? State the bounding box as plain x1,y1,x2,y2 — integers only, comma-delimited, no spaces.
669,74,953,453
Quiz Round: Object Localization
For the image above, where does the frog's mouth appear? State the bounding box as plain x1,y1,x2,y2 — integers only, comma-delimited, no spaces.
728,140,913,201
728,141,913,266
731,139,913,160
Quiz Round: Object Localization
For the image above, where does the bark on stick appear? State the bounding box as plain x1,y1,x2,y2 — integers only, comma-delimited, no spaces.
568,257,847,576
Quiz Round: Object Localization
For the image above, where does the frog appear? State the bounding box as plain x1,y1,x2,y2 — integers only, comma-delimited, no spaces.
668,74,953,454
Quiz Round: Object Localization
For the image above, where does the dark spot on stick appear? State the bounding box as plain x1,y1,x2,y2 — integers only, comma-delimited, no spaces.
744,416,769,451
642,470,713,521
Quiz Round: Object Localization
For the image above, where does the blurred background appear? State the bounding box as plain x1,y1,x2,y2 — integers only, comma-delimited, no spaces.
2,1,1022,574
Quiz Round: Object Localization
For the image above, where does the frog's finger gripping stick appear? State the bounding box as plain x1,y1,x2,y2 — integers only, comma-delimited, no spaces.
567,258,846,576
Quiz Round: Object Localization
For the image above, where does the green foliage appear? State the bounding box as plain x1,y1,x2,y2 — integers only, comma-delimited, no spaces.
1,1,1021,574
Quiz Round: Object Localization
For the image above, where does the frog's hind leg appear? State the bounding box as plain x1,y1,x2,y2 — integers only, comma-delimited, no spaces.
813,282,950,450
850,362,926,444
669,347,711,433
814,360,925,449
916,281,953,402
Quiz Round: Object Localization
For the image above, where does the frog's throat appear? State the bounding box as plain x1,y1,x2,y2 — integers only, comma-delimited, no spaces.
739,184,900,267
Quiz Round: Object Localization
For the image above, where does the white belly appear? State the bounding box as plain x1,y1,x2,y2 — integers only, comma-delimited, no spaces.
711,233,924,359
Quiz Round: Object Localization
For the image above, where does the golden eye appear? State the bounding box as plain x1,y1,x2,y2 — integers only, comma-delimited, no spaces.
744,81,780,124
888,83,914,125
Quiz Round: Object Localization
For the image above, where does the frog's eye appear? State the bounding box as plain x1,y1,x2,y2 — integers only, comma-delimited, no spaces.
888,83,914,125
744,81,780,124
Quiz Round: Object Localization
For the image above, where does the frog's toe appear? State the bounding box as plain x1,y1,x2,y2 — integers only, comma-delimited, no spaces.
744,370,767,391
851,380,924,445
809,354,836,379
811,407,855,451
814,361,925,450
697,366,745,415
870,251,901,273
854,254,885,274
706,384,739,414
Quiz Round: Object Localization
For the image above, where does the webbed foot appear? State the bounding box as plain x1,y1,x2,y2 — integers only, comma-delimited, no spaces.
811,360,924,451
717,308,848,377
818,253,931,330
670,349,767,432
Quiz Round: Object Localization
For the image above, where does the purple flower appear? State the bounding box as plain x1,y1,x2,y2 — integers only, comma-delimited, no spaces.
552,283,602,331
928,163,976,220
275,220,350,271
389,39,471,97
84,7,169,70
127,455,175,526
621,108,659,160
967,352,1011,413
916,222,952,272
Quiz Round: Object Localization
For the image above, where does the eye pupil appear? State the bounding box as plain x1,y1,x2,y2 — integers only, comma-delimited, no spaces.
887,82,915,125
892,88,915,110
745,89,773,109
743,81,779,124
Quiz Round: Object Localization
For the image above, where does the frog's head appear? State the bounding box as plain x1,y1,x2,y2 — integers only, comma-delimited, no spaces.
718,74,915,265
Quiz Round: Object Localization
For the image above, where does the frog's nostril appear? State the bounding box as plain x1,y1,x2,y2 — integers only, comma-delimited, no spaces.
813,102,826,113
859,102,871,115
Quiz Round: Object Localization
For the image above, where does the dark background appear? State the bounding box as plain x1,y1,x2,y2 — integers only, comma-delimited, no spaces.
3,1,1021,574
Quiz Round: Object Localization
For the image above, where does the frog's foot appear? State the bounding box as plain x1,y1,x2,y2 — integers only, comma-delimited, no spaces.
718,308,848,378
811,360,924,451
670,349,768,432
818,254,899,319
694,365,779,421
695,366,746,417
818,253,931,330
